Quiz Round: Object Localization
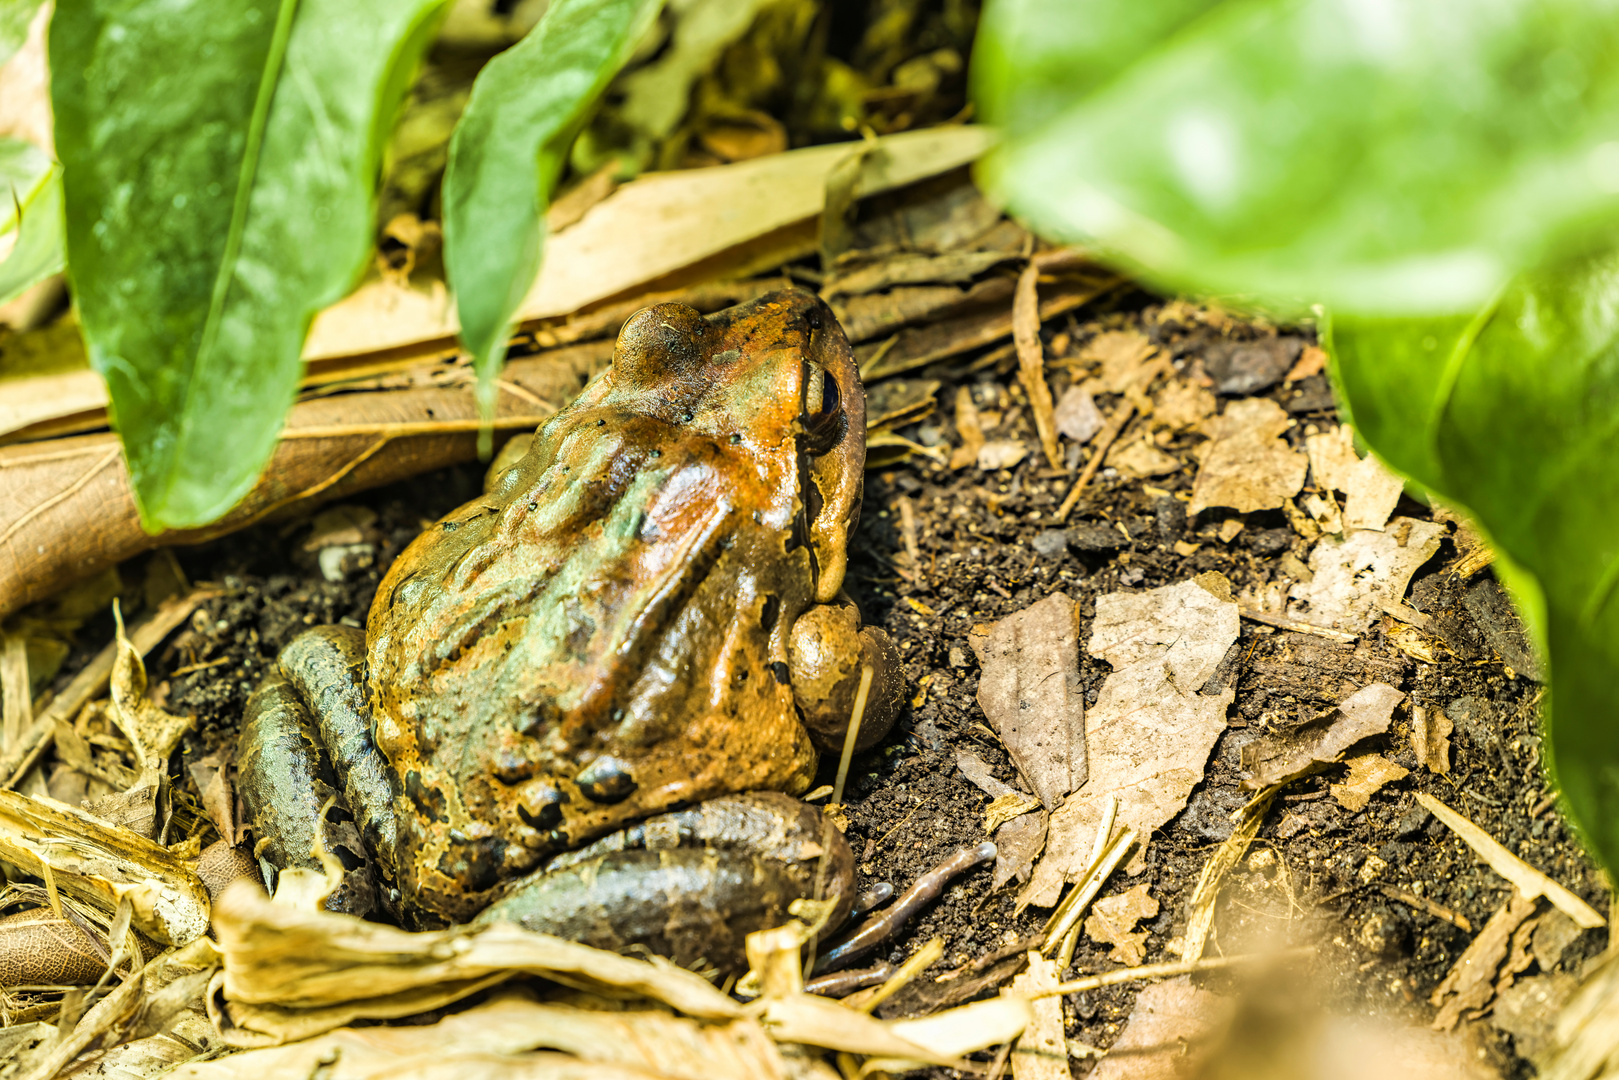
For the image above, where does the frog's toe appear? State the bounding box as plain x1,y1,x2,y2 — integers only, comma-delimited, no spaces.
789,603,904,753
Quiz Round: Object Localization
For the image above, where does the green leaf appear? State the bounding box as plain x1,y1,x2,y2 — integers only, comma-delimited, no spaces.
0,0,44,66
443,0,662,416
51,0,449,530
974,0,1619,316
0,136,64,304
1331,249,1619,872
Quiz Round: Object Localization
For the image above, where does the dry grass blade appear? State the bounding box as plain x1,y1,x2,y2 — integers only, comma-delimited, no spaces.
0,791,210,946
1416,793,1605,929
1014,263,1062,470
1182,786,1279,962
1036,946,1316,997
210,880,740,1046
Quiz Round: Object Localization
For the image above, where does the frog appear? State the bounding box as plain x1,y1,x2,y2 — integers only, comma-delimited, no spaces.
236,289,904,968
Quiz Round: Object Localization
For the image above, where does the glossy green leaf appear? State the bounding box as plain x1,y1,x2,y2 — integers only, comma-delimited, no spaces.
0,0,44,66
1331,250,1619,871
0,136,63,304
51,0,449,530
974,0,1619,316
443,0,661,413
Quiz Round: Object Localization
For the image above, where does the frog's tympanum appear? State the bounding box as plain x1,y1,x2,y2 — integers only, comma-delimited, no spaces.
237,290,903,968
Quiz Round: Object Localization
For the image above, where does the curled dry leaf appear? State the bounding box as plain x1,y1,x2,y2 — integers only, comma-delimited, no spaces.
1289,518,1447,631
950,385,987,470
1239,683,1404,789
209,878,740,1046
993,811,1048,891
1014,262,1063,469
1082,330,1157,394
0,790,210,946
1019,577,1239,909
1187,398,1308,516
109,603,193,774
1306,424,1406,531
0,905,111,986
969,592,1086,810
1431,891,1541,1031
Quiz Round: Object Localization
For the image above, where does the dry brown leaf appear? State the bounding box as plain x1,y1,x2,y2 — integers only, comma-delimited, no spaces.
824,249,1013,299
1240,683,1404,789
1288,518,1447,631
108,604,194,774
1305,425,1359,492
0,905,111,986
1084,884,1158,965
993,811,1048,891
1285,344,1327,383
969,593,1086,810
1431,891,1540,1030
1411,706,1453,780
1107,430,1180,479
1082,331,1157,393
985,792,1043,833
950,386,987,470
1329,753,1409,812
1417,793,1605,929
1054,385,1103,444
1150,379,1217,433
1305,425,1406,531
1019,578,1238,908
954,748,1019,799
1010,953,1070,1080
1187,399,1307,516
1088,976,1234,1080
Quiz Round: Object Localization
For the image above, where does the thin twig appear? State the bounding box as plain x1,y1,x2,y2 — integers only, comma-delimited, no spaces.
1238,607,1358,644
1053,402,1133,523
1034,946,1316,998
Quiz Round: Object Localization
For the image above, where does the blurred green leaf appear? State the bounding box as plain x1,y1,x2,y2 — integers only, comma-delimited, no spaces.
443,0,662,413
1331,249,1619,871
0,0,44,66
0,135,63,304
975,0,1619,316
51,0,449,530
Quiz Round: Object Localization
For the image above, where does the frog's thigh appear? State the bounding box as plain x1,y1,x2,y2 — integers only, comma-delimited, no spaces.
475,793,853,973
787,601,903,752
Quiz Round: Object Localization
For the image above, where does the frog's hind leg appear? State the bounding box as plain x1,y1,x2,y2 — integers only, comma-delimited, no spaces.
237,625,401,917
474,792,853,974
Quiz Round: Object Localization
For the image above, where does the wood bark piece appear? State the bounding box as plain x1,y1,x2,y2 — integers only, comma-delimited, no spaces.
0,349,603,620
969,592,1086,810
1018,578,1239,909
1187,398,1308,516
1239,682,1404,789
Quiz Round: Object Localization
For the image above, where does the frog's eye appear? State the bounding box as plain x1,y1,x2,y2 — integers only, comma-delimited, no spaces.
800,362,844,455
612,302,709,386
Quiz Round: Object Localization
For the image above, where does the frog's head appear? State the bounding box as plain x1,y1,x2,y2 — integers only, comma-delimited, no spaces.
596,288,866,602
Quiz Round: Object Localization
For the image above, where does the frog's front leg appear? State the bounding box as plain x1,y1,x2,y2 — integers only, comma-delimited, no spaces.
237,626,401,917
788,600,904,752
475,792,853,974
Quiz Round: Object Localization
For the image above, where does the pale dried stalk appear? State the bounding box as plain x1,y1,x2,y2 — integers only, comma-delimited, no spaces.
1182,785,1279,962
1013,263,1062,470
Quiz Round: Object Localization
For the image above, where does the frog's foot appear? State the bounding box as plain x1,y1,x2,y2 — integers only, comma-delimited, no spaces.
788,600,904,753
237,625,402,918
474,792,853,974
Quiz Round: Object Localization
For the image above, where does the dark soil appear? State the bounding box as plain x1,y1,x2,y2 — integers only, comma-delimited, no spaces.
27,289,1599,1079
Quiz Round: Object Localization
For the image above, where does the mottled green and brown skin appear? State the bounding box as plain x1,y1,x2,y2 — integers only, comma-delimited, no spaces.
239,290,900,955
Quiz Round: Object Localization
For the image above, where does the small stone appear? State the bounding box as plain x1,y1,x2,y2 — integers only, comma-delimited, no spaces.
949,646,969,669
1393,805,1432,838
1067,522,1126,552
1032,529,1069,559
977,440,1028,471
318,543,375,583
1357,853,1388,884
1055,386,1104,443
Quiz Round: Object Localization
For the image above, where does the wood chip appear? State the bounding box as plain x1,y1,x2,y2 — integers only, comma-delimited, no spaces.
950,386,986,470
1186,398,1308,516
969,593,1086,809
1240,683,1404,789
1416,793,1605,929
1411,705,1453,775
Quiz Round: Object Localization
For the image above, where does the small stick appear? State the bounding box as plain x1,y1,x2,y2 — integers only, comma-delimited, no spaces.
1042,828,1136,955
1238,607,1358,644
1054,402,1133,523
815,842,996,973
1380,886,1471,932
1034,946,1316,998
